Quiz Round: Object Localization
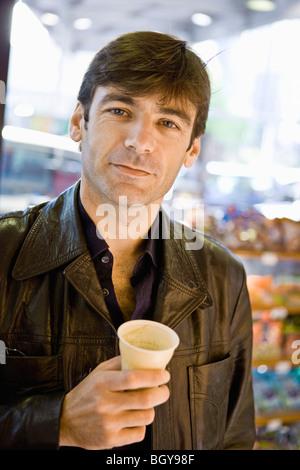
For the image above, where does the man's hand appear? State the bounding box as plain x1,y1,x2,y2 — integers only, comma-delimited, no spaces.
59,356,170,449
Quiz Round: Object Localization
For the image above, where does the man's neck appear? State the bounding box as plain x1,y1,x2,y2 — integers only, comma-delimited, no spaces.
79,188,161,257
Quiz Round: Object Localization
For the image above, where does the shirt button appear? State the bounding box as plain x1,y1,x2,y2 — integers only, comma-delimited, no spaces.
101,255,110,264
102,288,110,297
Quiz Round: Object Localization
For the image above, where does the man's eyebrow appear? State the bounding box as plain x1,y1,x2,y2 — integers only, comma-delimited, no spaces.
97,93,135,107
96,93,193,126
158,106,192,126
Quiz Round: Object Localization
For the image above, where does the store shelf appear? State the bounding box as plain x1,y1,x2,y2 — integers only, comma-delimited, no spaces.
256,410,300,427
252,357,294,368
251,303,300,314
233,250,300,260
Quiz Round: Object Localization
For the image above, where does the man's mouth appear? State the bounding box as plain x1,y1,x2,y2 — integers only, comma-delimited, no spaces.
112,164,152,177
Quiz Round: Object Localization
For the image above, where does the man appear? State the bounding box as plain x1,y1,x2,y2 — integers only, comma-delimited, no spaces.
0,31,255,450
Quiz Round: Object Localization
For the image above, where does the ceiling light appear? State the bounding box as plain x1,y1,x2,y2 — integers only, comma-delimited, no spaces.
73,18,92,30
41,13,60,26
246,0,276,12
191,13,212,27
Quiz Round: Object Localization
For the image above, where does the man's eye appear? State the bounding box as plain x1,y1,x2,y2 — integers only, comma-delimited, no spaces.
162,120,177,128
110,108,126,116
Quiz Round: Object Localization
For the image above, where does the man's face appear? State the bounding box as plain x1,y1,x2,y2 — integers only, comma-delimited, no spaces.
70,85,200,208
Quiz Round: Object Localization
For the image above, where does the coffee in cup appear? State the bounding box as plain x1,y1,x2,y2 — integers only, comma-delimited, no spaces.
117,319,179,370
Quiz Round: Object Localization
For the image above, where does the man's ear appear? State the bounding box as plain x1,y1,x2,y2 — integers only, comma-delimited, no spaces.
69,102,84,142
184,137,201,168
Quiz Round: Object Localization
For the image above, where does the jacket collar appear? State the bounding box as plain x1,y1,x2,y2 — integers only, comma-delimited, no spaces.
12,182,213,317
12,182,87,280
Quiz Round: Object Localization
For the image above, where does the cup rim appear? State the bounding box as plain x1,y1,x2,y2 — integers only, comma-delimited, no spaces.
117,319,180,353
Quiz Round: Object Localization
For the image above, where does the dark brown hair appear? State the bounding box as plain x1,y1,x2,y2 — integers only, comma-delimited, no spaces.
78,31,211,140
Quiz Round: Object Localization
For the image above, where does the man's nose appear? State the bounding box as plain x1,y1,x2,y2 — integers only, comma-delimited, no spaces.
124,118,155,154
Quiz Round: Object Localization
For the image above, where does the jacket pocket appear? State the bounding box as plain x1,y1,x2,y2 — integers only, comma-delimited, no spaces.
0,355,63,399
188,355,232,450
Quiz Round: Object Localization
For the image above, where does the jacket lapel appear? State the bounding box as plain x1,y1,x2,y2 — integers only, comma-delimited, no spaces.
63,252,114,329
151,210,213,329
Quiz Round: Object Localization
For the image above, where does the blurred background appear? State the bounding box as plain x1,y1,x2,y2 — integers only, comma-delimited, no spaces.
0,0,300,449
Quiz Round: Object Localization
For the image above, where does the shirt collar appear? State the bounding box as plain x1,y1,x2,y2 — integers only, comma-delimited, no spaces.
77,193,159,269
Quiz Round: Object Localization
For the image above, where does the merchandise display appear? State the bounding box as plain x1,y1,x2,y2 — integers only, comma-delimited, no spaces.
253,367,300,414
252,310,285,361
255,422,300,450
201,205,300,252
247,275,300,310
189,203,300,450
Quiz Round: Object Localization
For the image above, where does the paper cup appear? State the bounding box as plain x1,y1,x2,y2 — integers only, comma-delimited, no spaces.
117,320,180,370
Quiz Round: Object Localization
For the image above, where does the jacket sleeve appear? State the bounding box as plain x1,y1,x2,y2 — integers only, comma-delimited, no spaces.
0,391,66,449
223,269,256,449
0,210,67,449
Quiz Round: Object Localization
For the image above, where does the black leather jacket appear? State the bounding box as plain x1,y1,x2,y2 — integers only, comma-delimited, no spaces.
0,182,255,449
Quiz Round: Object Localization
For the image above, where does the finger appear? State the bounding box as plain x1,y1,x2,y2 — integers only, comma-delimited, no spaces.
106,369,170,392
116,384,170,411
114,425,147,448
118,408,155,428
